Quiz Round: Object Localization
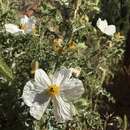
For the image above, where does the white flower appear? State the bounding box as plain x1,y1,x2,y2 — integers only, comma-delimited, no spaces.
96,18,116,36
5,15,36,34
22,67,84,122
20,15,36,33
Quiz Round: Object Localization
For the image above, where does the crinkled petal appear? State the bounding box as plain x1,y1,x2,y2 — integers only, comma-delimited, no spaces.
104,25,116,36
30,97,50,120
20,15,29,24
35,69,51,87
52,96,74,122
52,67,72,86
96,18,108,32
5,24,23,34
22,80,47,107
61,78,84,101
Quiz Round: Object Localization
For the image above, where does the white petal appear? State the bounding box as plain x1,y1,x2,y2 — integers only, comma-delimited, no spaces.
61,78,84,101
52,96,74,122
96,18,108,33
30,98,50,120
22,80,47,107
96,18,116,36
5,24,23,34
52,67,72,85
35,69,51,87
20,15,29,24
104,25,116,36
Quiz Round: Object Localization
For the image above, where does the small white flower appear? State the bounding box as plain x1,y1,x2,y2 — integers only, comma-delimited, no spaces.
22,67,84,122
96,18,116,36
20,15,36,33
5,15,36,34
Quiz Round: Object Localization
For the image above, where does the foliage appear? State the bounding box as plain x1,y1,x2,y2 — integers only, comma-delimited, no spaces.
0,0,129,130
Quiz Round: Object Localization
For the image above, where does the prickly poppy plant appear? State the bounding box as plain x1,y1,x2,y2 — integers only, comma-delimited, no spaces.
0,0,130,130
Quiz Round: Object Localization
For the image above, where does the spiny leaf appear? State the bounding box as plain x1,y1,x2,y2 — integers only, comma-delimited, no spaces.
0,55,13,80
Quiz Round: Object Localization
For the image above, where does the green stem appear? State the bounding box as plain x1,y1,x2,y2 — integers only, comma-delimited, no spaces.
123,115,128,130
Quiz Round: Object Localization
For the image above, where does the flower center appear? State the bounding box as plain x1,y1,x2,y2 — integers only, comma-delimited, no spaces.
20,24,36,33
48,84,60,96
20,24,28,31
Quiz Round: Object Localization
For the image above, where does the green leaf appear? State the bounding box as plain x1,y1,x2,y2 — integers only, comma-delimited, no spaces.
0,55,13,80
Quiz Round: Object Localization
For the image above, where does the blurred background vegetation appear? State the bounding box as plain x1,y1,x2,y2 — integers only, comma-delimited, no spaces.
0,0,130,130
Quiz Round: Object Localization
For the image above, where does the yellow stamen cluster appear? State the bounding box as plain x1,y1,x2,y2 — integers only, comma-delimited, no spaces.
20,24,28,31
67,41,77,49
48,84,60,96
19,23,36,33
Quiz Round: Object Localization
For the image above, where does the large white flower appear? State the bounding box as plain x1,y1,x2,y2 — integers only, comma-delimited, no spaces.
96,18,116,36
5,15,36,34
22,67,84,122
